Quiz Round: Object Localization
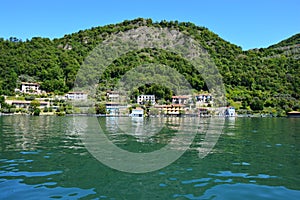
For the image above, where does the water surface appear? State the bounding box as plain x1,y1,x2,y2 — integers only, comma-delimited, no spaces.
0,116,299,199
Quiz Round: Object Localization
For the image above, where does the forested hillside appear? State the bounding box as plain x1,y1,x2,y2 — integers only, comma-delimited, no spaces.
0,18,299,113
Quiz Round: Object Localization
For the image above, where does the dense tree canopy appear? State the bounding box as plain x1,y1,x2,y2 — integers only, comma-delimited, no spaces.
0,18,299,112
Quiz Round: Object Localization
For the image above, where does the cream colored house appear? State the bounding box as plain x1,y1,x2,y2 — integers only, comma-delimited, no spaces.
5,100,50,109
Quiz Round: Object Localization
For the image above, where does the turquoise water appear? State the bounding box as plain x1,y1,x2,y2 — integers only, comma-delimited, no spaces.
0,116,299,199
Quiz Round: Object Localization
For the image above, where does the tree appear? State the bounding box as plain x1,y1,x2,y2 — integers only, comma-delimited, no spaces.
29,100,41,115
241,100,248,109
95,103,106,114
0,95,4,105
250,97,264,111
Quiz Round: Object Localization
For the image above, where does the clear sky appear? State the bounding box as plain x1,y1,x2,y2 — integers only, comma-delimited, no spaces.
0,0,299,50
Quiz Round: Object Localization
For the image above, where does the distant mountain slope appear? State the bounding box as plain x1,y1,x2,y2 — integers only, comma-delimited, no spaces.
266,33,300,59
268,33,300,49
0,18,299,113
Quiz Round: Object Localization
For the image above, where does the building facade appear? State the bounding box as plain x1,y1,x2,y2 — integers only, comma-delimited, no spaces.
171,96,191,105
137,95,155,105
20,82,42,94
65,92,88,100
106,102,120,115
106,91,120,102
155,104,185,115
130,107,144,117
225,107,236,117
5,100,50,109
195,94,213,103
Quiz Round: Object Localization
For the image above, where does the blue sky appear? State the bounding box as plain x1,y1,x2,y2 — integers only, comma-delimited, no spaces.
0,0,299,50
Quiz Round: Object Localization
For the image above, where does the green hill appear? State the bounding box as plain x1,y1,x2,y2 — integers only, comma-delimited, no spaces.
0,18,299,113
268,33,300,49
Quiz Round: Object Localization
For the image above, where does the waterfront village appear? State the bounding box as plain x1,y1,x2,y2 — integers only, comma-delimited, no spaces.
0,82,237,117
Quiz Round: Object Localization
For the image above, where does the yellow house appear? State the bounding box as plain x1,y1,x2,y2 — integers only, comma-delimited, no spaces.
155,104,184,115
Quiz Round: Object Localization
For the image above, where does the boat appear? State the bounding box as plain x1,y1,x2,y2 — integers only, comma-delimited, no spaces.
287,111,300,118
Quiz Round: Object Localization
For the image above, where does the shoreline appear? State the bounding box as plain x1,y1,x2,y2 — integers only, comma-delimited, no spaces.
0,112,287,118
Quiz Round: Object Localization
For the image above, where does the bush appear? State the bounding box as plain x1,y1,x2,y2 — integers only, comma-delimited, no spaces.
25,96,35,101
95,103,106,114
9,108,16,113
43,107,49,112
56,112,65,116
66,109,73,114
33,108,41,116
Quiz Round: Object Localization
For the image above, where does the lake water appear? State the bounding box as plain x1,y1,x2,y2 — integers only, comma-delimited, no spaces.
0,116,299,199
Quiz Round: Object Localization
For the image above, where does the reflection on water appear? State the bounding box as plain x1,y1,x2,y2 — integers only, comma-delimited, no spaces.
101,116,224,152
173,183,300,200
76,116,218,173
104,116,166,142
0,116,299,199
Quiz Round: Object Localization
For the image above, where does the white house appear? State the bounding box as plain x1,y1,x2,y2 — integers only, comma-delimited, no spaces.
225,107,236,117
107,91,120,102
130,107,144,117
195,94,213,103
106,102,120,115
65,92,88,100
137,95,155,105
20,82,42,94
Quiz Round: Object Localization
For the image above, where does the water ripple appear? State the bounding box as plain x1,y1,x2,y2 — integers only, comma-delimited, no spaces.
181,178,211,184
208,171,278,179
0,179,96,200
0,170,62,178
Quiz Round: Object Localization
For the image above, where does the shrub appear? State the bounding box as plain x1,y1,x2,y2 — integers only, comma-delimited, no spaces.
25,96,35,101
